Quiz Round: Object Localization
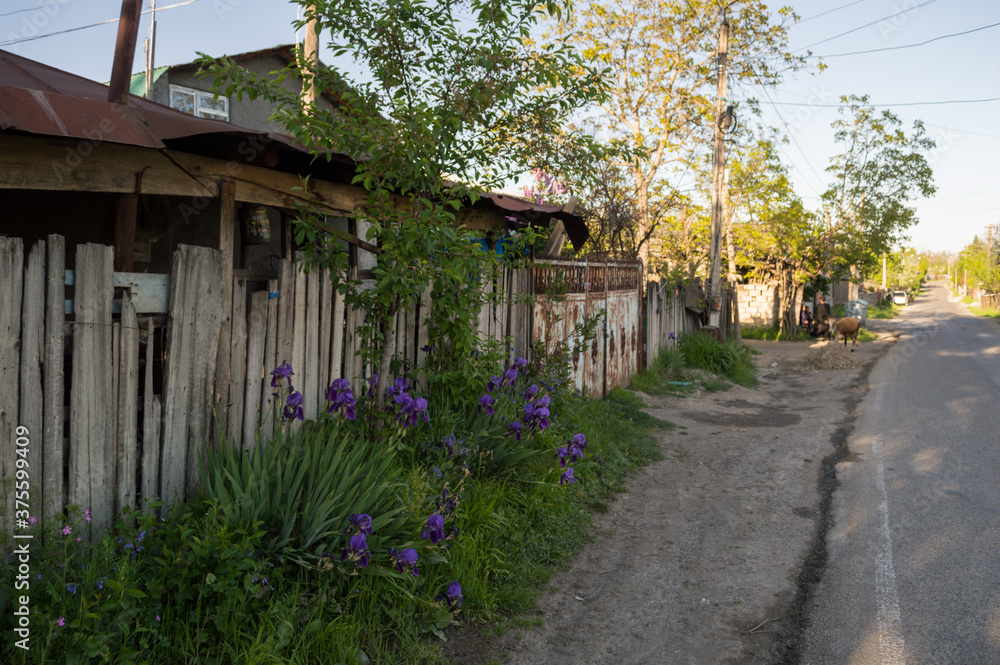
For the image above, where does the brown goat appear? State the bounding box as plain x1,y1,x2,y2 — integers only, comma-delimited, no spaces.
830,316,861,351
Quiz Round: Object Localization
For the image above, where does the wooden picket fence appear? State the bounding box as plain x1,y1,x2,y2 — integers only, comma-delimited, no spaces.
2,236,646,535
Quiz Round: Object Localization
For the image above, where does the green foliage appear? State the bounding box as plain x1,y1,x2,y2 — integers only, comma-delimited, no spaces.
677,334,758,387
198,0,607,407
199,417,406,566
549,0,809,261
866,300,901,320
822,95,936,276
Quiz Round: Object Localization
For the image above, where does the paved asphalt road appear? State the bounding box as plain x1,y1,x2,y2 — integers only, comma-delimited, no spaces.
802,282,1000,664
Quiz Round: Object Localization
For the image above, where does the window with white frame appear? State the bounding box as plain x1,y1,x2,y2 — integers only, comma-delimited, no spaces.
168,84,229,121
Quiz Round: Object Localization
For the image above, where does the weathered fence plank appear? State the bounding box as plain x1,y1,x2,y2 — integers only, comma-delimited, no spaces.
20,241,45,522
292,262,307,379
44,235,66,520
275,259,295,369
225,280,247,447
416,284,432,368
141,317,160,511
160,245,225,507
116,293,139,515
259,279,279,445
303,269,320,420
0,237,24,534
242,291,267,451
318,268,333,395
69,243,114,534
330,274,346,380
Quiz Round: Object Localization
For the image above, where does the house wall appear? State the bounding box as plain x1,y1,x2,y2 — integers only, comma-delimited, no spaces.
151,55,340,134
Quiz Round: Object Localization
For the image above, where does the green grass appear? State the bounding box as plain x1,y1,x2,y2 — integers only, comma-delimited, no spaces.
866,301,902,319
967,306,1000,321
740,325,812,341
629,333,759,395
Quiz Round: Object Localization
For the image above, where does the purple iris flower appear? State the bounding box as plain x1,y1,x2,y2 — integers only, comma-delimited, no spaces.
420,344,435,353
507,421,522,441
385,377,410,401
389,547,420,576
282,390,304,422
554,446,570,467
326,378,357,419
478,394,495,415
348,513,373,535
525,384,539,399
270,362,293,387
486,375,501,393
514,357,528,370
572,433,587,448
560,467,576,485
398,396,429,427
421,514,446,544
524,400,550,431
502,367,518,386
446,581,463,607
340,533,370,567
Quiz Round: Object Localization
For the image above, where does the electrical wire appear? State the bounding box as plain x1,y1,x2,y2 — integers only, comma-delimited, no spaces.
0,1,67,18
0,0,199,47
812,20,1000,58
794,0,942,53
794,0,867,26
763,97,1000,108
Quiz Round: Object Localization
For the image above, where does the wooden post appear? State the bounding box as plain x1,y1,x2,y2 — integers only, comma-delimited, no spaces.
226,280,247,448
242,291,267,451
141,317,160,510
108,0,143,105
213,180,236,442
116,292,139,515
44,235,66,521
259,280,279,445
0,237,24,534
20,241,45,518
160,245,225,509
69,243,114,536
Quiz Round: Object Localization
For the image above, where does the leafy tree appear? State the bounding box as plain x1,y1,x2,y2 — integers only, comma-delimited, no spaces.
547,0,808,263
822,95,936,294
201,0,606,408
957,232,1000,293
729,135,823,334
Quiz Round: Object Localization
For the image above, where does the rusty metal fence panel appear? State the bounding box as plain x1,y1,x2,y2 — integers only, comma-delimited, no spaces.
531,259,641,398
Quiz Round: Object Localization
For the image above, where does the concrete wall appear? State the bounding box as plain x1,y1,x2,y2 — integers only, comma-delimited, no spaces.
737,282,779,327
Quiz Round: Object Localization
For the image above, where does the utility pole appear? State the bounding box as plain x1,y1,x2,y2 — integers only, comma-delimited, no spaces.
707,8,731,332
881,252,887,290
144,0,156,97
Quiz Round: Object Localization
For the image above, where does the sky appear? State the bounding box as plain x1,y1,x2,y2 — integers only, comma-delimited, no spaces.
2,0,998,254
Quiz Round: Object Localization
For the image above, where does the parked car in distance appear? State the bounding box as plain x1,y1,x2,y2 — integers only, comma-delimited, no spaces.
891,291,909,306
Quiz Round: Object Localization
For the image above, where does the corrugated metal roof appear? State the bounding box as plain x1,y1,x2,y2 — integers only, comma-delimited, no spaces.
0,48,298,151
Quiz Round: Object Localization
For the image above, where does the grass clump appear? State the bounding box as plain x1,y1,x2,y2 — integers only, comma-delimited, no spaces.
630,333,758,395
967,306,1000,322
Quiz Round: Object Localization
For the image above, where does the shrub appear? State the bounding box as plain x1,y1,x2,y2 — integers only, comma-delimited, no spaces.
678,333,758,387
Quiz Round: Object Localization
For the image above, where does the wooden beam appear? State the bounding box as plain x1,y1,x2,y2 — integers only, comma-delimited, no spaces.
166,150,364,214
108,0,142,105
0,136,216,198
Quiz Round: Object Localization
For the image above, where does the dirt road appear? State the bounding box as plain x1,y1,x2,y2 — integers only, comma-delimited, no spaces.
486,328,896,665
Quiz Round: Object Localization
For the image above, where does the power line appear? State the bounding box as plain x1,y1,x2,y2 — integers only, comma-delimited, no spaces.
794,0,942,53
813,20,1000,58
756,84,829,196
794,0,867,26
0,0,199,47
0,1,67,18
764,97,1000,108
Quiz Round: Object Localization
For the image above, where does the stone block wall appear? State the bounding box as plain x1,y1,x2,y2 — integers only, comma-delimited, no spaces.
737,282,779,327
